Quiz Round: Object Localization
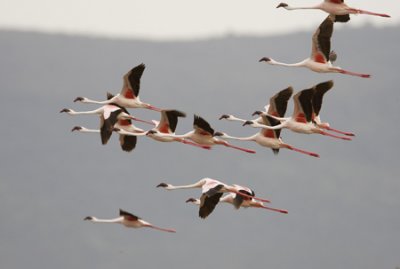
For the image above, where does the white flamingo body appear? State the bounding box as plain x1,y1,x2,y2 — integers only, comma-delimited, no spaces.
153,115,256,153
84,209,176,233
260,15,370,78
246,85,352,141
74,64,161,111
277,1,390,18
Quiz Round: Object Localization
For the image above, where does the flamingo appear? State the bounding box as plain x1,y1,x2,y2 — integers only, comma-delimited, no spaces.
112,109,211,150
276,1,390,21
218,86,321,157
246,87,352,141
74,64,161,111
60,104,153,145
186,184,288,214
311,80,355,136
259,15,371,78
84,209,176,233
149,115,256,154
157,178,271,219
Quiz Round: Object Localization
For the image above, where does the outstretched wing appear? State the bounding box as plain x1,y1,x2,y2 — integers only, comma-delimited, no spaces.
268,86,293,117
292,88,315,123
193,114,214,136
120,64,146,99
312,80,334,117
311,15,334,63
157,110,186,133
119,134,137,152
119,209,140,221
199,192,223,219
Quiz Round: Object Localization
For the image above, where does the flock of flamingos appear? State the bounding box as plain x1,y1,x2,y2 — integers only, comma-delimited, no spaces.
61,1,390,233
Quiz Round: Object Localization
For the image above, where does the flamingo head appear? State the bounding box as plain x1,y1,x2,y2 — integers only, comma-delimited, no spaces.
259,57,272,63
74,96,87,103
252,110,263,116
242,120,254,126
84,216,93,221
213,132,224,137
185,198,197,203
219,114,231,120
60,108,72,113
71,126,83,132
157,183,173,190
146,129,158,136
276,3,288,8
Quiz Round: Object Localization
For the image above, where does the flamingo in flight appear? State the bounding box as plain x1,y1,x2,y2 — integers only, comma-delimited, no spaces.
149,115,256,154
245,86,352,141
311,80,354,136
113,109,211,150
157,178,271,219
218,87,319,157
84,209,176,233
74,64,161,111
259,15,371,78
60,104,153,146
186,184,288,214
276,1,390,21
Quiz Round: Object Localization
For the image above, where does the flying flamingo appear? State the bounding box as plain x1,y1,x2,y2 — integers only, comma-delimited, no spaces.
84,209,176,233
218,86,319,157
246,87,352,141
112,109,211,150
149,115,256,154
276,1,390,21
74,64,161,111
311,80,355,136
60,104,153,145
157,178,271,219
259,15,371,78
186,184,288,214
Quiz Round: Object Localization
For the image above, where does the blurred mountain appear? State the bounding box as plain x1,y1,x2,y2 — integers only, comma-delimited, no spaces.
0,25,399,269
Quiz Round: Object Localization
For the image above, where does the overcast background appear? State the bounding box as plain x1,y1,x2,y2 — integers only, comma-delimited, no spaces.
1,1,400,269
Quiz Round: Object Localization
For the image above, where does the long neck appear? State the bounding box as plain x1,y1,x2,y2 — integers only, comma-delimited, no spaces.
270,59,307,68
68,108,102,115
89,217,123,223
228,116,247,123
284,4,320,11
81,97,114,105
168,179,205,190
79,127,100,133
156,131,192,139
221,133,256,141
252,121,286,130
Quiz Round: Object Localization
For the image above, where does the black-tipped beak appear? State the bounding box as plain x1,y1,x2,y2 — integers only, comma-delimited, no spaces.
185,198,197,203
71,126,82,132
259,57,271,63
60,108,70,113
84,216,92,221
252,111,263,116
276,2,288,8
74,97,84,102
219,114,229,120
146,130,157,136
157,183,168,188
213,132,224,137
243,121,253,126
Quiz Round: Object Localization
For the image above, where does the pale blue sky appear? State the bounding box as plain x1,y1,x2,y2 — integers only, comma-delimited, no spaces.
0,0,398,39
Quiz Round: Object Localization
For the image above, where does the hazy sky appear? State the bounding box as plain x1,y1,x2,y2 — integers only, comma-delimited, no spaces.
0,0,398,39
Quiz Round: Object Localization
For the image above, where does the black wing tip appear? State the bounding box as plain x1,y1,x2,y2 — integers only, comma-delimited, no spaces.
334,14,350,23
166,109,186,118
272,148,280,155
276,2,288,8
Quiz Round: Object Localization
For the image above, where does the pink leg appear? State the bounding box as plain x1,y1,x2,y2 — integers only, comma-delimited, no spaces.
147,225,176,233
222,142,256,154
325,126,355,137
148,106,162,112
260,205,288,214
336,68,371,78
180,139,212,150
348,8,390,18
231,190,271,203
320,130,352,141
131,117,156,126
285,145,320,158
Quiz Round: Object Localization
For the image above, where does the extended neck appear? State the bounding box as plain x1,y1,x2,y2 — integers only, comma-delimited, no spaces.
168,179,205,190
269,59,307,68
220,133,257,141
87,217,123,223
283,4,320,11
